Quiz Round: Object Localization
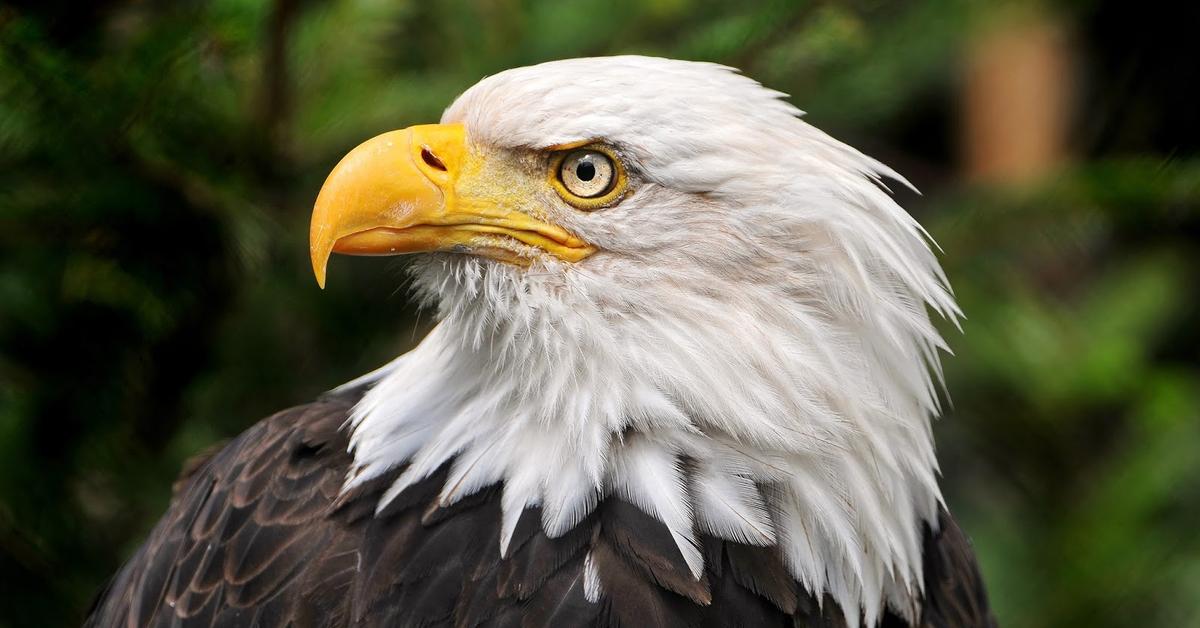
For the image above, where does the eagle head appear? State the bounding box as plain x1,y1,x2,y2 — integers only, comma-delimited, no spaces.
311,56,959,626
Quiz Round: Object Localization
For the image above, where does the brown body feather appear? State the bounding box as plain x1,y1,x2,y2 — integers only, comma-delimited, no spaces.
86,390,996,628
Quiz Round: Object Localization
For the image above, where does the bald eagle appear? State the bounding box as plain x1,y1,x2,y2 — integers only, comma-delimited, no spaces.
87,56,994,628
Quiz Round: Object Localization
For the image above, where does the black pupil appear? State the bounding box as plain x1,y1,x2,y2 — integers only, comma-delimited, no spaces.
575,159,596,182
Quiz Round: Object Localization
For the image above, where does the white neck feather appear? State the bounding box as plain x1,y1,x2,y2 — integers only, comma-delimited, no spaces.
342,227,954,626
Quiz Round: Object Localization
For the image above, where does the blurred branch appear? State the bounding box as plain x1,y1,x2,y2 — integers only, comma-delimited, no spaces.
962,8,1075,183
258,0,299,171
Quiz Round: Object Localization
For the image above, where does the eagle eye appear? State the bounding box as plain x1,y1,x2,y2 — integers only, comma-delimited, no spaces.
551,146,626,209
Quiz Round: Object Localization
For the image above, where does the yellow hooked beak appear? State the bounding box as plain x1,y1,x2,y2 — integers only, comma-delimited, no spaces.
309,123,595,288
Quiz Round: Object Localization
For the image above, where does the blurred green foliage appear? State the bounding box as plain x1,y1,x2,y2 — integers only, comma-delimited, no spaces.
0,1,1196,626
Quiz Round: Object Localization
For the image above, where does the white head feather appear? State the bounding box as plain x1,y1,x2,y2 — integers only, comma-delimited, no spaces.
339,56,960,626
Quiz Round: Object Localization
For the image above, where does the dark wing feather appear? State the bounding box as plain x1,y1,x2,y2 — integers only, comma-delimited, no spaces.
496,507,594,600
917,510,998,628
599,500,711,605
590,537,704,628
705,560,789,628
724,542,800,614
516,556,601,628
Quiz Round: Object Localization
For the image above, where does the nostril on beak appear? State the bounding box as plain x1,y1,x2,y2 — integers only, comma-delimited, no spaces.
421,146,447,171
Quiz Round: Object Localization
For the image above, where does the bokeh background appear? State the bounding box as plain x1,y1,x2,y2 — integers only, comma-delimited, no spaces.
1,0,1197,626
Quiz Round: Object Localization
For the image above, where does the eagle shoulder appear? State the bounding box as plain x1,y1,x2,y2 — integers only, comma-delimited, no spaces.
85,394,360,627
86,391,995,628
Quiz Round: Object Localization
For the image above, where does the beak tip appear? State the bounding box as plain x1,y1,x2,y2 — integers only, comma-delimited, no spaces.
313,260,328,290
311,244,330,290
